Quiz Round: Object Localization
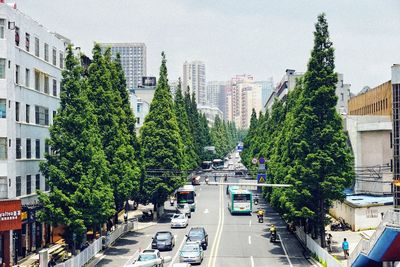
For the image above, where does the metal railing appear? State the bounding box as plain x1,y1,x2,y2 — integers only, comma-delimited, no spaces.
104,220,136,247
348,209,400,266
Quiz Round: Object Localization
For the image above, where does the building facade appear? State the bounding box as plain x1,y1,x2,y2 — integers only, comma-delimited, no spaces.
99,42,146,89
348,81,392,116
392,64,400,208
182,60,206,106
197,105,224,127
129,92,150,134
206,81,228,118
0,3,67,264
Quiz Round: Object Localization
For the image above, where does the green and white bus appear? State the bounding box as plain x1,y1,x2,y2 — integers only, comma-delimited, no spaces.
227,186,253,214
177,185,196,211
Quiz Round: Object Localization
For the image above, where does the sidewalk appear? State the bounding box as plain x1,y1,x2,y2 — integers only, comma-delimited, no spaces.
16,202,155,267
325,227,375,266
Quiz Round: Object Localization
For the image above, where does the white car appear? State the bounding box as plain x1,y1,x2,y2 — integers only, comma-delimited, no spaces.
179,241,204,264
171,213,189,228
135,249,164,267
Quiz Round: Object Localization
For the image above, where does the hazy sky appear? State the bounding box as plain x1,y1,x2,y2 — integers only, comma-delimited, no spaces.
12,0,400,93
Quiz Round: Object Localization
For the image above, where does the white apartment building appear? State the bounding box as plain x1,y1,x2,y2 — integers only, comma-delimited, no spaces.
197,105,224,127
0,2,67,264
129,92,150,134
206,81,228,118
182,60,206,106
99,42,146,89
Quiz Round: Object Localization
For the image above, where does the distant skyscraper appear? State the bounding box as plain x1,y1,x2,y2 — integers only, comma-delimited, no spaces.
182,61,206,105
99,43,146,89
206,81,228,117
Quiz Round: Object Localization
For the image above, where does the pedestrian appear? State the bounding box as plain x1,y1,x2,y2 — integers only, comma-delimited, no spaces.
214,174,217,182
326,233,332,252
342,238,349,259
124,212,128,223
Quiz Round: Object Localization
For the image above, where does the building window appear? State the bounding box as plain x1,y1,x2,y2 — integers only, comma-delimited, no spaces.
45,140,49,157
0,99,5,118
52,48,56,66
26,138,31,159
15,65,20,84
26,104,30,123
59,52,64,69
25,33,30,51
35,106,49,126
35,174,40,190
137,104,141,113
0,138,7,160
44,76,49,94
44,43,49,61
15,102,19,121
35,139,40,159
0,58,5,79
16,138,21,159
52,79,57,96
26,175,31,195
34,37,39,57
25,68,30,87
35,71,40,91
15,27,19,46
136,117,140,124
16,176,21,197
0,19,4,39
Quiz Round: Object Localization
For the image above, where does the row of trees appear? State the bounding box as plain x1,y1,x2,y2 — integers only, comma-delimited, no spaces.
241,14,354,246
38,47,239,250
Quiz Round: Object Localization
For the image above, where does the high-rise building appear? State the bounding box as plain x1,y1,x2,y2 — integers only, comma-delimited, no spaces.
99,42,146,89
182,60,206,105
0,3,68,264
392,64,400,207
206,81,228,117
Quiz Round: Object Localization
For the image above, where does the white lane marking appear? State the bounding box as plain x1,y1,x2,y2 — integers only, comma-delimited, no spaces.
209,178,224,267
249,220,252,227
278,233,293,267
197,193,200,197
124,241,151,266
204,208,209,214
250,256,255,267
169,234,187,267
248,235,251,245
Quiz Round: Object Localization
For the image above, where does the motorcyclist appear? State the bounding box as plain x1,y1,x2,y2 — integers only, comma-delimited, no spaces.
257,209,264,218
224,174,228,182
270,224,277,236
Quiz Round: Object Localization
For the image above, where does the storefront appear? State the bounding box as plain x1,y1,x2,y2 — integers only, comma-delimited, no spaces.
0,199,22,266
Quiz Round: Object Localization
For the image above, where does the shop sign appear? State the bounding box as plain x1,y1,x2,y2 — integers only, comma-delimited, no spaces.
0,199,22,231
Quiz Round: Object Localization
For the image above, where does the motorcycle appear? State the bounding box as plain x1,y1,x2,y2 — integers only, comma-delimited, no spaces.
140,210,153,222
270,231,277,243
330,217,351,231
170,199,174,206
257,214,263,223
254,198,259,205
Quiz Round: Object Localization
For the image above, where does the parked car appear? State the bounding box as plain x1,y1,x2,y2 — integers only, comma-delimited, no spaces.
135,249,164,267
179,241,204,264
177,203,192,218
171,213,189,228
186,227,208,250
152,231,175,251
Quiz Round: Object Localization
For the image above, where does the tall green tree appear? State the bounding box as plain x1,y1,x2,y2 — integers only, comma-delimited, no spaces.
38,46,114,250
86,45,140,217
174,79,199,170
140,52,185,210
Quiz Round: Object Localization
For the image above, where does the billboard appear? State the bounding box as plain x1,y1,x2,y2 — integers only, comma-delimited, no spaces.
142,76,156,87
0,199,22,231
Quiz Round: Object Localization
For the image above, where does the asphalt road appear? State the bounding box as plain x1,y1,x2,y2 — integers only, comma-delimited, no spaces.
95,171,314,267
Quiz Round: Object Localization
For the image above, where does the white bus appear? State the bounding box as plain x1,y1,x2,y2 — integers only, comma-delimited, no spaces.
227,186,253,214
176,185,196,211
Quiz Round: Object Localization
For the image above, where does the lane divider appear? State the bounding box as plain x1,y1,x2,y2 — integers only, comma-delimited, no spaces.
208,178,224,267
278,233,294,267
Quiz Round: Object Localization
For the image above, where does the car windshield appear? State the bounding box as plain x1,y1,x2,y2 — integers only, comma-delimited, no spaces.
156,233,170,240
181,244,199,252
138,254,156,261
189,230,204,238
173,214,185,219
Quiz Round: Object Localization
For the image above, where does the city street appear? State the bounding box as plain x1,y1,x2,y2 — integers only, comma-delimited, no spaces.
94,173,314,267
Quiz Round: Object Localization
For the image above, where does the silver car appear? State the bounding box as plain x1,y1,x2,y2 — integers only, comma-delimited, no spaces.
179,241,204,264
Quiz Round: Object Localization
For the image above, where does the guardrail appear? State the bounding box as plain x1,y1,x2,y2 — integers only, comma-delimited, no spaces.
54,220,137,267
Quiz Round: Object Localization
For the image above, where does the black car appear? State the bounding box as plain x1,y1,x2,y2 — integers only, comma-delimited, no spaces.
186,227,208,250
152,231,175,251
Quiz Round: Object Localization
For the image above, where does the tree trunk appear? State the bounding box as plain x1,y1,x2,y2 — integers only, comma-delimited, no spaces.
319,200,326,248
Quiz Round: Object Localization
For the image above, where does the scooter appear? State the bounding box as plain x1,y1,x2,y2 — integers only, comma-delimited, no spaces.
140,210,153,222
270,231,277,243
257,214,263,223
254,198,259,205
170,199,174,206
205,177,209,185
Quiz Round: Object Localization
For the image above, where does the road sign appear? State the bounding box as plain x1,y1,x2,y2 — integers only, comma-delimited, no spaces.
257,174,267,183
259,157,265,164
237,145,243,152
252,158,258,164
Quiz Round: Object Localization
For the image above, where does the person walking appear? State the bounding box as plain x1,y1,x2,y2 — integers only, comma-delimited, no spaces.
326,233,333,252
342,238,349,259
214,174,217,182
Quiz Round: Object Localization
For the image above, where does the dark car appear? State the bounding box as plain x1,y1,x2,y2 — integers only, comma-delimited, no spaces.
186,227,208,250
152,231,175,251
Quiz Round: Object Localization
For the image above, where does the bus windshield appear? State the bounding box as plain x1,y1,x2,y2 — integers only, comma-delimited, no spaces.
212,159,224,169
201,161,212,170
177,191,195,204
233,194,251,202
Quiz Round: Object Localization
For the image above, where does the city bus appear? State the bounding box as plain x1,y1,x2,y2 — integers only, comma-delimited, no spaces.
227,186,253,214
201,161,213,172
212,159,224,170
176,185,196,211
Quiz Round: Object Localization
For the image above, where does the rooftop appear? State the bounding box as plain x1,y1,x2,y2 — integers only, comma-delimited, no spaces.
345,194,393,207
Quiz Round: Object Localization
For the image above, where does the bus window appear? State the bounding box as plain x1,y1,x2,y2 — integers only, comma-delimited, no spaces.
233,194,251,202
